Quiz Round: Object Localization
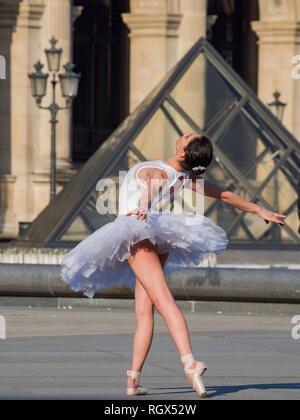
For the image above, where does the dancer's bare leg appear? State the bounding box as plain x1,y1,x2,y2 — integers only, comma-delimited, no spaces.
127,252,168,389
128,240,197,385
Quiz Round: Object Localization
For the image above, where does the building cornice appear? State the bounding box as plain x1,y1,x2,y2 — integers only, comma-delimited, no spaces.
17,0,46,29
122,13,182,38
0,0,45,28
251,20,300,45
0,0,22,27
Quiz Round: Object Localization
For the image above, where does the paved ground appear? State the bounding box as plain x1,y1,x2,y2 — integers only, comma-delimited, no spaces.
216,248,300,268
0,306,299,400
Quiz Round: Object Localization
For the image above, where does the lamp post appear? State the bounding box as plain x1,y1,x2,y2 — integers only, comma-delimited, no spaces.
28,37,81,202
267,91,287,242
268,91,286,122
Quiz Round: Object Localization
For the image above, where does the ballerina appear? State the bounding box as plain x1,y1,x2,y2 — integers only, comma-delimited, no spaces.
61,133,286,398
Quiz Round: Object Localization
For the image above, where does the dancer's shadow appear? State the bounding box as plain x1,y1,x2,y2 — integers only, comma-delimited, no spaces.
150,386,196,396
205,382,300,398
150,383,300,398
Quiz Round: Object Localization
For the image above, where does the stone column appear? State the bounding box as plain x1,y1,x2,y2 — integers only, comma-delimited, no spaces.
10,0,46,224
177,0,207,60
27,0,74,218
122,0,182,112
39,0,73,172
0,0,18,237
173,0,207,145
0,0,45,236
0,0,19,176
251,0,300,140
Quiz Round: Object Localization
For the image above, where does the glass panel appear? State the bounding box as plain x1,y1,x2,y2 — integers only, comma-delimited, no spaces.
60,215,91,241
281,208,299,243
202,161,250,241
207,158,233,189
59,193,117,242
216,111,260,179
127,148,142,169
273,172,298,242
132,107,179,161
169,52,240,132
244,102,287,150
162,99,195,135
202,152,300,244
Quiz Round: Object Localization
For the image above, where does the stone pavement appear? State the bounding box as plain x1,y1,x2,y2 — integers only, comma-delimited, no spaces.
0,305,299,400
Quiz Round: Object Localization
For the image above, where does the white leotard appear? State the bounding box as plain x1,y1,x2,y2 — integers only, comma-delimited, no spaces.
118,160,188,215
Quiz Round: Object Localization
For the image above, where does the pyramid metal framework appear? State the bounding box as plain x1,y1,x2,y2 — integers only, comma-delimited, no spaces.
11,37,300,249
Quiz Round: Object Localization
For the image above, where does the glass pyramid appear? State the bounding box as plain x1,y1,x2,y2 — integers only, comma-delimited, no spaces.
11,38,300,248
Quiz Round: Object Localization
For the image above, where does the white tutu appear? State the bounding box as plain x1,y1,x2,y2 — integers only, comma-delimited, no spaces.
61,212,228,298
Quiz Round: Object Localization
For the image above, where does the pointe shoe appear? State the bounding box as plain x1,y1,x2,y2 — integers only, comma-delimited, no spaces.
181,353,207,398
126,370,148,396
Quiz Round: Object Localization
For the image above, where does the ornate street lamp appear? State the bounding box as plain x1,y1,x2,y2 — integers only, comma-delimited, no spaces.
59,63,81,104
28,37,81,202
268,91,286,123
45,37,62,73
28,61,48,104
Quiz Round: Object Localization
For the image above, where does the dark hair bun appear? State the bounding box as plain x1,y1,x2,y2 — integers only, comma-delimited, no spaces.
181,135,213,175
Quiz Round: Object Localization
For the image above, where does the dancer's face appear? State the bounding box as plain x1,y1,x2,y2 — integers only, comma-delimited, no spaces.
176,133,199,157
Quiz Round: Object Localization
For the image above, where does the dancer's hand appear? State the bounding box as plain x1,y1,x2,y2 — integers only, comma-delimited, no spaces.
183,132,193,139
126,208,148,222
256,207,286,226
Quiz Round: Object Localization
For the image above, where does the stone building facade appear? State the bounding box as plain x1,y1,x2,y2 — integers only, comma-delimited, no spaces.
0,0,299,239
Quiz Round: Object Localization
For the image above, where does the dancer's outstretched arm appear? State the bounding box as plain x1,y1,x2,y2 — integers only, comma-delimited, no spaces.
190,176,286,227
